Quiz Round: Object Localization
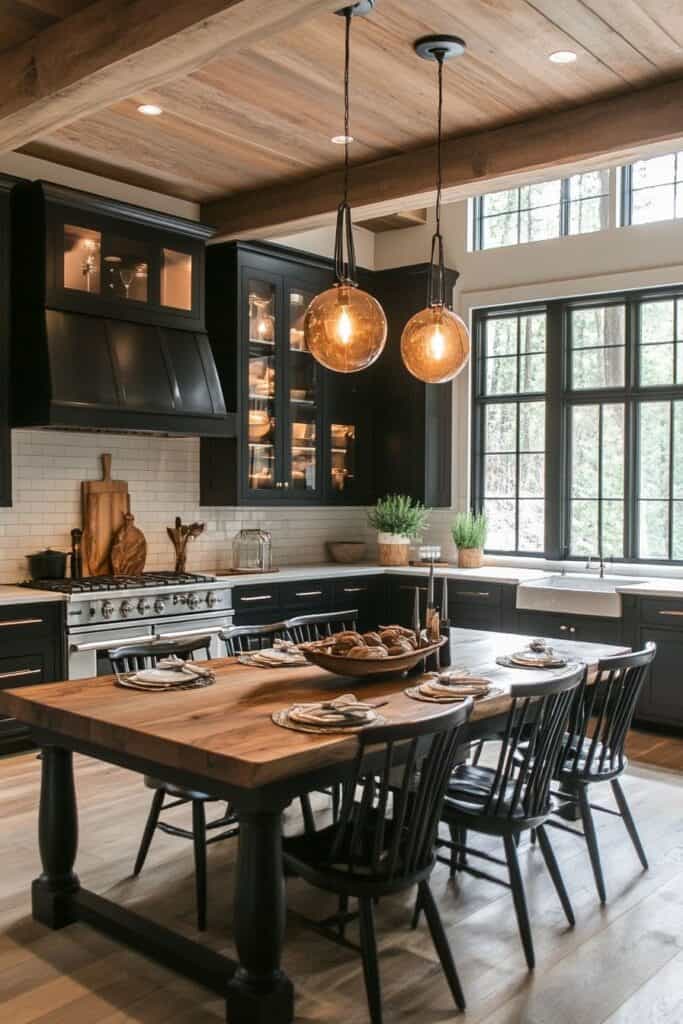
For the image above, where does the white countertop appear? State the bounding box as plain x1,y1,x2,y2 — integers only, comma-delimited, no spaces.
215,563,548,587
616,579,683,598
0,585,66,607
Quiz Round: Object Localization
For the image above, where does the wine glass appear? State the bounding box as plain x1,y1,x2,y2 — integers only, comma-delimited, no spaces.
119,267,135,299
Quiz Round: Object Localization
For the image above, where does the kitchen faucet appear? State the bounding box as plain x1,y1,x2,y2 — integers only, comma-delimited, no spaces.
585,541,607,578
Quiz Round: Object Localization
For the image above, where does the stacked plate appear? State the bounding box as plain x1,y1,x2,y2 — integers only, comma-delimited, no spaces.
272,693,385,733
115,657,215,692
406,672,498,704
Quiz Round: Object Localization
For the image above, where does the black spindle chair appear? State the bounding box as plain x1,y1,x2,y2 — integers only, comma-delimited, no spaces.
221,620,290,654
106,636,239,932
285,608,358,643
283,699,473,1024
545,643,656,904
430,666,585,970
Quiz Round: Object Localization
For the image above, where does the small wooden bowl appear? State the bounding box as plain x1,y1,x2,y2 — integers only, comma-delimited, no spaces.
327,541,367,563
301,635,446,680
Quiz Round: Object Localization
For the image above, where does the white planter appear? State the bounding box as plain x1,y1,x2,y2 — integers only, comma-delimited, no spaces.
377,532,411,566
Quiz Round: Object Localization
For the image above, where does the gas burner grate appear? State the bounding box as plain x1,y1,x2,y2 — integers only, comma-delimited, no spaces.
20,572,215,595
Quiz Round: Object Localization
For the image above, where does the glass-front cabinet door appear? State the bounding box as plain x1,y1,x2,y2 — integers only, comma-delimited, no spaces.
287,286,321,498
245,276,280,495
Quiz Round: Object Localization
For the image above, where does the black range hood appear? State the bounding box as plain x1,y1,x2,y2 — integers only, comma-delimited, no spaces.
11,181,235,437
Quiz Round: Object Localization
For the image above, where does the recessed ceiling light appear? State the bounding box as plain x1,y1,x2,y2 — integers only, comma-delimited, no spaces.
549,50,577,64
137,103,163,116
331,134,354,144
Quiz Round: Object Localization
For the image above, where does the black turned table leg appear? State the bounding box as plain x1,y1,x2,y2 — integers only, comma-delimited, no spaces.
32,746,80,929
226,808,293,1024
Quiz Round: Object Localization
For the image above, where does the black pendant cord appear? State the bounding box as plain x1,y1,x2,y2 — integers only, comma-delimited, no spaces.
427,51,446,309
334,7,358,287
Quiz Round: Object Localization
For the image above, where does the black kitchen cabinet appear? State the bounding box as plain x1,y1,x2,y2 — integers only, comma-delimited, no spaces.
370,263,459,508
231,573,383,632
622,594,683,726
384,575,519,633
0,602,66,754
0,174,19,507
514,609,622,645
201,242,375,507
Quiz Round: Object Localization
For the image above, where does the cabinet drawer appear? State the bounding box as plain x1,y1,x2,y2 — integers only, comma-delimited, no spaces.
0,654,47,690
639,598,683,627
0,604,57,654
280,580,330,611
448,581,502,606
232,584,281,615
333,576,379,601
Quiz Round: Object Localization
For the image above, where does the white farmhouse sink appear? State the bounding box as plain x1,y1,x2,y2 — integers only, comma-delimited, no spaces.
516,573,643,619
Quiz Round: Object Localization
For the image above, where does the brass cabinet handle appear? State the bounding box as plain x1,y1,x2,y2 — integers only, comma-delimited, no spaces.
559,624,576,633
0,667,42,681
453,590,490,598
240,594,273,602
657,609,683,616
0,617,44,628
343,586,366,593
399,585,427,592
295,590,323,597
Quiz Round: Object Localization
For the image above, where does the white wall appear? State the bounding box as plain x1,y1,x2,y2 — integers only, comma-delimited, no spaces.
0,156,376,583
271,223,376,270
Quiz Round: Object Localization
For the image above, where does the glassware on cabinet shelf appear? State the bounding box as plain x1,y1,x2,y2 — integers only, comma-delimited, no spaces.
331,423,356,493
246,279,278,492
161,247,192,310
289,290,308,351
249,285,275,344
291,419,316,492
64,225,101,294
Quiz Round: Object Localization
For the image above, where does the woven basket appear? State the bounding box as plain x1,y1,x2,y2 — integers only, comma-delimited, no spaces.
378,534,410,566
458,547,483,568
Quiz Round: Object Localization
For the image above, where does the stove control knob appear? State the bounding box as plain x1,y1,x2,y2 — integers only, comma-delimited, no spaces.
206,591,218,609
102,600,115,620
120,600,134,618
138,598,152,615
154,598,166,615
187,593,202,610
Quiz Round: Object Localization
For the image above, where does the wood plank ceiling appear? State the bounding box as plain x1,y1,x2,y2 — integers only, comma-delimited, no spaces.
9,0,683,206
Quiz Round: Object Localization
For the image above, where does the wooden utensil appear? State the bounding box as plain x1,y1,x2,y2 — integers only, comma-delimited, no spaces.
111,513,147,576
82,454,130,576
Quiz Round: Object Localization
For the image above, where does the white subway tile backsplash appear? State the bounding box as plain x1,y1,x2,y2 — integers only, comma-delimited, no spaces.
0,429,376,583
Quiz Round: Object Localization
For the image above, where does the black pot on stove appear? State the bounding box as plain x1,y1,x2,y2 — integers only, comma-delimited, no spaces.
26,548,68,581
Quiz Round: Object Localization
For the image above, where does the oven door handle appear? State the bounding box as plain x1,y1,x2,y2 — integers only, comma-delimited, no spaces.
156,625,228,641
70,634,153,653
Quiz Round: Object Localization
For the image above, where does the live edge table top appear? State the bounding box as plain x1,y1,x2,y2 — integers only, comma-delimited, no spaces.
0,628,628,792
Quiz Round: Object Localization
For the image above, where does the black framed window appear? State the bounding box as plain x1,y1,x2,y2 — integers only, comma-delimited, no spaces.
473,170,610,250
622,152,683,226
472,284,683,563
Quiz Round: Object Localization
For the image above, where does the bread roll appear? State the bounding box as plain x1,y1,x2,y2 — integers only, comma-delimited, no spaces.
362,631,384,647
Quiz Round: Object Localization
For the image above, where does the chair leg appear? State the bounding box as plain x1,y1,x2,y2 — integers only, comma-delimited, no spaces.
192,800,207,931
471,740,484,766
611,778,648,870
332,784,341,822
338,893,349,938
419,880,466,1011
300,793,316,835
530,828,537,845
411,886,422,930
503,834,535,970
536,825,575,927
578,785,606,904
358,897,383,1024
133,787,165,876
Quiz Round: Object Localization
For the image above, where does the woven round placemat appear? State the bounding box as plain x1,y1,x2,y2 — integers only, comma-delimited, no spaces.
271,709,385,734
404,684,504,704
495,655,578,670
115,675,215,692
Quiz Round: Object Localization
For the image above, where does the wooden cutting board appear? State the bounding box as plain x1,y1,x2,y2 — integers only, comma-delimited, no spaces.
82,454,130,576
111,514,147,576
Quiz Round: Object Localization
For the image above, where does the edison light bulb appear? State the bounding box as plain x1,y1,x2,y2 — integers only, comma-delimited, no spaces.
304,283,387,373
401,304,470,384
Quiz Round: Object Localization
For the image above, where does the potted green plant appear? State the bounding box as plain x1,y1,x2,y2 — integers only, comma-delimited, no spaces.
368,494,430,566
451,510,488,568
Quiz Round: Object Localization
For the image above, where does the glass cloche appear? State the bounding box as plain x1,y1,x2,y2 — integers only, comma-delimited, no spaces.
232,528,273,573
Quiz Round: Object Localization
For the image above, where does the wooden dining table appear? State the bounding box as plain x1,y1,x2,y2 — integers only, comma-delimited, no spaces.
0,627,628,1023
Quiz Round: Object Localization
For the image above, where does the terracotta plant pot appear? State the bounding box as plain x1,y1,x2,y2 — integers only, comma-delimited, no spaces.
458,547,483,569
378,532,410,566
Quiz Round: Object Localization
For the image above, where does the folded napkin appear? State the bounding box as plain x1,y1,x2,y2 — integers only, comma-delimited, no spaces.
287,693,378,728
242,646,307,667
417,674,491,701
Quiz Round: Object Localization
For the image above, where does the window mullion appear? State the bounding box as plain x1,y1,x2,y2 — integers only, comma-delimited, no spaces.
546,300,564,559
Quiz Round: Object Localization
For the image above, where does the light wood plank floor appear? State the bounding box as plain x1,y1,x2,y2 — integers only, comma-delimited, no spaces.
0,749,682,1023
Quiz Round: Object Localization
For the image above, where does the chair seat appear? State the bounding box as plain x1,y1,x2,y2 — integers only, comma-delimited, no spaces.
143,776,214,801
444,763,544,822
556,738,625,782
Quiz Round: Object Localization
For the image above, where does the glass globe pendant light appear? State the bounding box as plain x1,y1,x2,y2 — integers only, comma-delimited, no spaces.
304,5,387,373
401,36,471,385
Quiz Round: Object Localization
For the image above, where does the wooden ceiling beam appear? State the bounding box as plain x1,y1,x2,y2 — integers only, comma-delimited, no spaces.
0,0,341,153
202,76,683,239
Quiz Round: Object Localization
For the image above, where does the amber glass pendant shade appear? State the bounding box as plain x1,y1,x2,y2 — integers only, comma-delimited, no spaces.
401,303,470,384
304,282,387,373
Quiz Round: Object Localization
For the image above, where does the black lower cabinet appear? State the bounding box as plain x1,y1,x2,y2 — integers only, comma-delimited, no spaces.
0,602,65,754
384,576,518,633
636,627,683,727
514,610,621,646
231,574,383,633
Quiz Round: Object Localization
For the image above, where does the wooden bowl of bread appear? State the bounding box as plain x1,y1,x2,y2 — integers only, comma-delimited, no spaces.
300,625,446,679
